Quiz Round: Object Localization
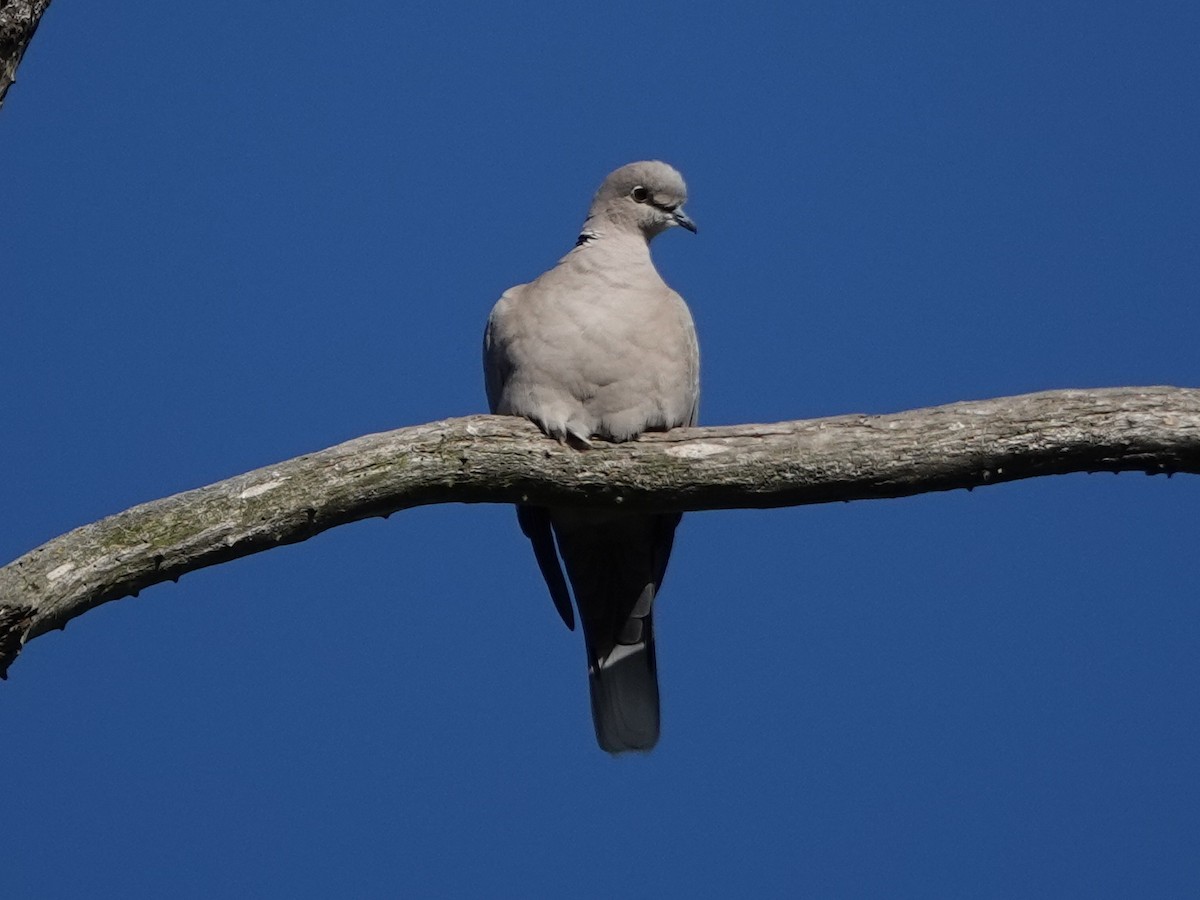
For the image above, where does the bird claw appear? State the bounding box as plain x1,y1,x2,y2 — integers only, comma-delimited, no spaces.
542,421,593,450
564,431,593,451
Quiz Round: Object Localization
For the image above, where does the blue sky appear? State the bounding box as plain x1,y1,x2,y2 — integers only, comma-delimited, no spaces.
4,2,1200,896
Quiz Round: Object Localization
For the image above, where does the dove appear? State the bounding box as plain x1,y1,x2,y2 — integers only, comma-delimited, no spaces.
484,161,699,752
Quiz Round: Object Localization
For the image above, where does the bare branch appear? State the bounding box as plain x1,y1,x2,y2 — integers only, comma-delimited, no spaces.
2,386,1198,676
0,0,53,110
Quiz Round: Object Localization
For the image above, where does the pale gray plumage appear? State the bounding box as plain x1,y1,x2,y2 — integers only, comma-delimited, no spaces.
483,161,700,753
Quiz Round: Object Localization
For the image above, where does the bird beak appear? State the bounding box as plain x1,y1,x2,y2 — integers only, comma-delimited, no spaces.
672,209,698,233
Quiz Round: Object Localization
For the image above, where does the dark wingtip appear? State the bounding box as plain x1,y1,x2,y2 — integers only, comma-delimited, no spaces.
516,506,576,631
552,589,576,631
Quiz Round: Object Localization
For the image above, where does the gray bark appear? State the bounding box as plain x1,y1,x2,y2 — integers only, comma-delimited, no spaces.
2,386,1198,676
0,0,52,109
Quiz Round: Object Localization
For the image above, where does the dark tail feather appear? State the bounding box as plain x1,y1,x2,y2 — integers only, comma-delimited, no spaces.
587,594,659,752
549,512,681,753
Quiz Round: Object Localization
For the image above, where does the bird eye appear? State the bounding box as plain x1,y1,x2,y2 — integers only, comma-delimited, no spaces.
630,186,649,203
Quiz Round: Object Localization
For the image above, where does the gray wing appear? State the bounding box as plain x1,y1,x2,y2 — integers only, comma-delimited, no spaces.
484,285,577,632
482,290,515,415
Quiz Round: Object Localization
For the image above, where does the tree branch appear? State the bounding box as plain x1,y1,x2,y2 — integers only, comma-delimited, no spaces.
2,386,1198,676
0,0,52,110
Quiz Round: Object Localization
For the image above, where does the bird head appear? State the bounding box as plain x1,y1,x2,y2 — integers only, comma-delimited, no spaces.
586,160,697,240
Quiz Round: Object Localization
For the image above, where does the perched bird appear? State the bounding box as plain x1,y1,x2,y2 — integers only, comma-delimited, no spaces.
483,161,700,753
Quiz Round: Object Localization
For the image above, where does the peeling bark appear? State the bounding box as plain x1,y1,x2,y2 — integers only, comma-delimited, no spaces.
2,386,1198,676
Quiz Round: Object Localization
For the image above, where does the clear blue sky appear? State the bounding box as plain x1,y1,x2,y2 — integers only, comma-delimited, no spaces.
5,3,1200,897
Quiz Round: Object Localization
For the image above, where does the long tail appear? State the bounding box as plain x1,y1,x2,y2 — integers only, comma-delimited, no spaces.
586,585,659,752
552,513,681,754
